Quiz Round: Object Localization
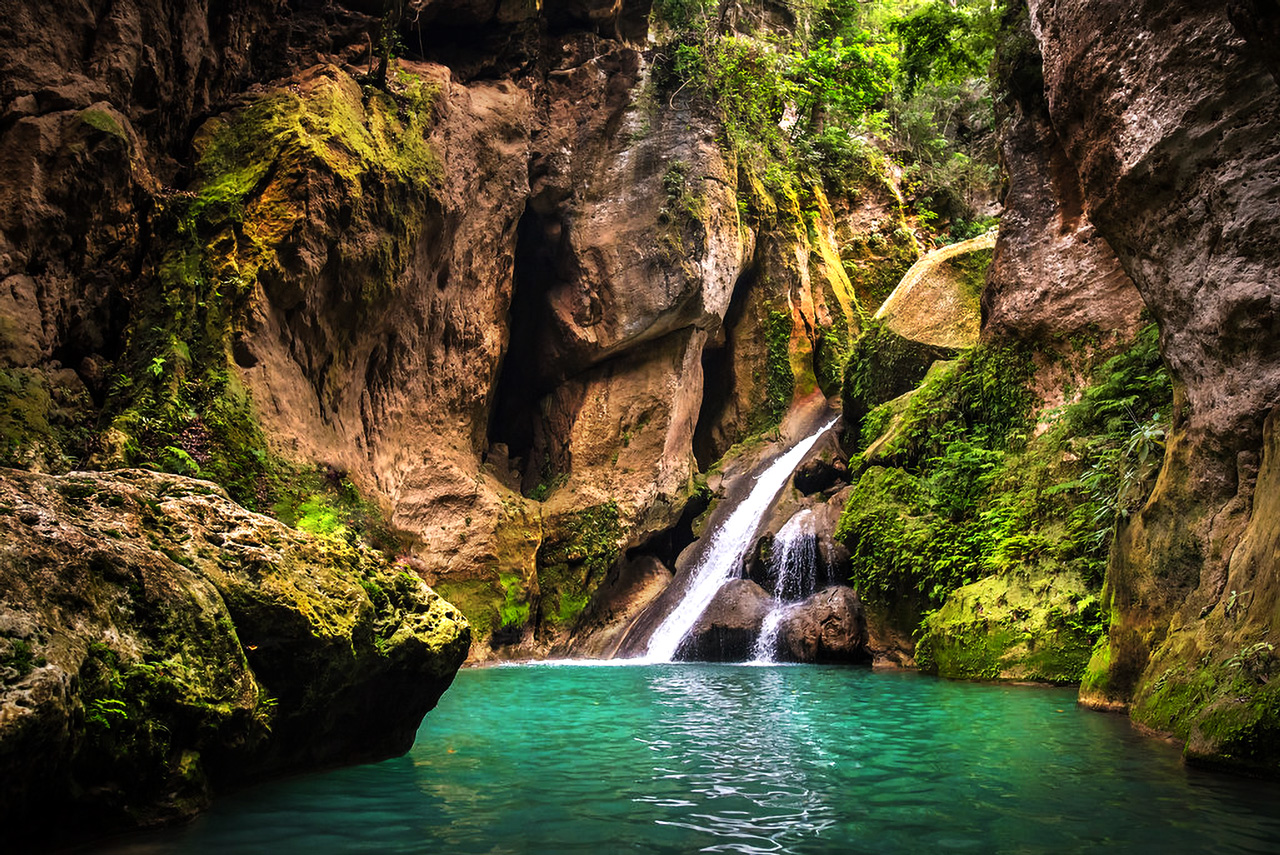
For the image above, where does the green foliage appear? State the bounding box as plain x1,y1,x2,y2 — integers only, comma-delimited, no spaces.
497,572,531,630
885,340,1036,463
755,308,796,431
891,1,998,97
814,313,851,397
536,502,622,631
1,638,46,683
841,319,952,449
836,322,1173,640
272,467,413,557
791,34,897,128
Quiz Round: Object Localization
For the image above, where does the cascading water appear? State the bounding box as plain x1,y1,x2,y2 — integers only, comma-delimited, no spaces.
752,508,818,662
641,417,837,663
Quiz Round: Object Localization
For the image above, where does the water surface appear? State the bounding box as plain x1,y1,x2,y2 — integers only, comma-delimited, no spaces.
92,664,1280,854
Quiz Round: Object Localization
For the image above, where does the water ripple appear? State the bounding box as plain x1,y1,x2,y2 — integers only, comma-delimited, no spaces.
86,664,1280,855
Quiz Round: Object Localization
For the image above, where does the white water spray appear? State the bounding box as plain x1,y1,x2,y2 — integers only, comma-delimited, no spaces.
641,417,837,662
751,508,818,663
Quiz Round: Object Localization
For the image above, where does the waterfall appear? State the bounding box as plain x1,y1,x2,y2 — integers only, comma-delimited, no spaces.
641,417,837,663
752,508,818,663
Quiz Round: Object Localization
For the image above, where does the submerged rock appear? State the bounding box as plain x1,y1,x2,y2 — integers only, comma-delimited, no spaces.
775,586,871,665
0,468,469,847
676,579,772,662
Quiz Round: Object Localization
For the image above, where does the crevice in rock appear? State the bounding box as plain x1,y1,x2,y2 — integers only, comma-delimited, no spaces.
487,205,566,495
625,486,710,569
692,263,758,470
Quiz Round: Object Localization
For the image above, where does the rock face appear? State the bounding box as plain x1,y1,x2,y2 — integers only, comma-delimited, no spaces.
775,586,870,665
982,4,1145,343
874,232,993,350
0,468,469,847
1004,0,1280,769
675,579,772,662
0,0,858,658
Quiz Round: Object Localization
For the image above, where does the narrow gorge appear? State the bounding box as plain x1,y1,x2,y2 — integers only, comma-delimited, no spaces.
1,0,1278,850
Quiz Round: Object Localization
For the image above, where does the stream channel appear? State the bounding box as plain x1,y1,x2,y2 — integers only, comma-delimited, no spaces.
85,662,1280,854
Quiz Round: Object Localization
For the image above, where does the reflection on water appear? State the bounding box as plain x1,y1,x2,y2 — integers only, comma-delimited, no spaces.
87,665,1280,855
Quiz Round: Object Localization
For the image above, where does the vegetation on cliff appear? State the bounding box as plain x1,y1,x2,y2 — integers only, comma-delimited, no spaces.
650,0,1001,244
836,323,1171,681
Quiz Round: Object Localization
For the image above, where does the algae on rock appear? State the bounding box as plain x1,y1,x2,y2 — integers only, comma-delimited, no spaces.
0,468,469,846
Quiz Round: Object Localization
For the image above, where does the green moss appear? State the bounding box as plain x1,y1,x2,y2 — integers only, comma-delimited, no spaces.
948,247,992,303
497,572,531,630
917,572,1104,683
840,320,954,450
536,502,622,631
0,367,95,473
79,108,127,141
430,578,500,640
842,225,920,312
754,308,795,432
813,308,851,398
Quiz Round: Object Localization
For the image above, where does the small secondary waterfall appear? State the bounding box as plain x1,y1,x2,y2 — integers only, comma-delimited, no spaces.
752,509,818,662
642,417,837,662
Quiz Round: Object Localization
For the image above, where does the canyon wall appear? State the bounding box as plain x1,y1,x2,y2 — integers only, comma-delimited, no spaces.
0,0,875,668
1015,0,1280,768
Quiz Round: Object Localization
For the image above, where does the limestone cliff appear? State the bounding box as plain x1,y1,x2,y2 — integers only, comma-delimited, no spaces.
0,0,864,669
985,0,1280,771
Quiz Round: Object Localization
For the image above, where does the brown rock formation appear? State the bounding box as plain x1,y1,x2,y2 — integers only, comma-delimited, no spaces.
775,586,871,665
983,3,1145,343
875,232,993,350
0,468,468,847
0,0,854,660
1018,0,1280,765
675,578,772,661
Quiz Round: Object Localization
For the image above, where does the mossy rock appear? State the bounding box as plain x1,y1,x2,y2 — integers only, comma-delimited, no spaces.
535,502,622,634
0,468,469,846
916,571,1105,683
874,232,993,349
840,321,956,451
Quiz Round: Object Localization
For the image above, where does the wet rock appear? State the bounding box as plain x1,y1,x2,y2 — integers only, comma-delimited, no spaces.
775,586,871,664
558,556,674,660
793,456,849,495
675,580,772,662
0,468,470,847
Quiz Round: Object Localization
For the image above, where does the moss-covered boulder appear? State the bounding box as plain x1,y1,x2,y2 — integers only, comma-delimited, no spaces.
0,468,469,848
916,571,1104,683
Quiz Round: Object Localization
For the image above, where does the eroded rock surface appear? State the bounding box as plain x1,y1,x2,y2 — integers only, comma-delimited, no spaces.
982,4,1144,343
0,468,469,846
775,586,870,665
1014,0,1280,770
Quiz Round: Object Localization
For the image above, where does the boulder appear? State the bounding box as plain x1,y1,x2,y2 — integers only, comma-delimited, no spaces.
0,468,470,847
775,586,871,664
793,456,850,495
675,579,772,662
